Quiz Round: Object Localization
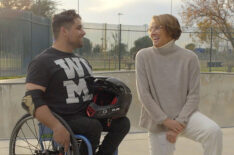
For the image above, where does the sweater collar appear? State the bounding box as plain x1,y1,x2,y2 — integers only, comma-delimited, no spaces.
153,40,176,55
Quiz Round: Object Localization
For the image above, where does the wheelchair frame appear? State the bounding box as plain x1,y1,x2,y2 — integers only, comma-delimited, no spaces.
9,113,118,155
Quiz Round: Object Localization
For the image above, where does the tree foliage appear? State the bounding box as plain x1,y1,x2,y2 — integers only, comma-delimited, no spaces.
109,43,128,57
92,44,102,54
108,32,129,57
29,0,57,17
181,0,234,49
185,43,196,51
0,0,58,17
130,36,153,59
0,0,32,10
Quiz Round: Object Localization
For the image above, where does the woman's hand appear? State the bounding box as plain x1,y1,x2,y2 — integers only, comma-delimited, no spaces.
163,118,185,134
166,130,178,143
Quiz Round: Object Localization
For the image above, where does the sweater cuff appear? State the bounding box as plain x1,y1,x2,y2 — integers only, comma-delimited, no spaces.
175,117,188,126
158,115,168,125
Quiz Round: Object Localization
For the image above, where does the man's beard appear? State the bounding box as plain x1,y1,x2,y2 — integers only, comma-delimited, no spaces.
69,40,83,49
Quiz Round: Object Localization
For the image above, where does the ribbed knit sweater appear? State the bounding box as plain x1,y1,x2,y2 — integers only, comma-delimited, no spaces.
135,40,200,133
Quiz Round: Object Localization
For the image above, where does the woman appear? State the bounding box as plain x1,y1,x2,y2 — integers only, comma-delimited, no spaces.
135,14,222,155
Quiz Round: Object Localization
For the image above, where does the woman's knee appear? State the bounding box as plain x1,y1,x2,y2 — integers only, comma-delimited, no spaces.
205,123,222,140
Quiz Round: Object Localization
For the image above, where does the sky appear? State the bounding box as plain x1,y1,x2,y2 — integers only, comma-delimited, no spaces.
55,0,184,26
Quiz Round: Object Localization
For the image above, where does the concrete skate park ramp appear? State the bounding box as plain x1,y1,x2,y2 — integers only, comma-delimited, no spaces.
0,71,234,139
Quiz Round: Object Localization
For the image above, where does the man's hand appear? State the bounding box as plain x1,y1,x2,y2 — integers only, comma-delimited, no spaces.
26,83,71,152
166,130,178,143
163,118,185,134
52,123,70,152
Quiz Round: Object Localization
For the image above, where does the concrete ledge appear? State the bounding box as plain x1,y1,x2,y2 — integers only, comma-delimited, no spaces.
0,71,234,139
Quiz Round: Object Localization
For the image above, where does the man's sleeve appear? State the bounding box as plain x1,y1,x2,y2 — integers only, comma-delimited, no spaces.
175,55,200,126
135,51,167,124
26,59,50,87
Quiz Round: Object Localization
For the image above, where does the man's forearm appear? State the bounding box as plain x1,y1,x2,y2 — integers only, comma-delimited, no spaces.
35,105,71,152
35,105,61,130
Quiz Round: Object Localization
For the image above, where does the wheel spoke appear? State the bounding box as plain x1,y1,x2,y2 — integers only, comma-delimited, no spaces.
18,129,37,154
10,114,77,155
32,119,41,149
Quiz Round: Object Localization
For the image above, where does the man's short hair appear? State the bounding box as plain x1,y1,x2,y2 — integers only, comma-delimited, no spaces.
52,10,81,39
150,14,182,40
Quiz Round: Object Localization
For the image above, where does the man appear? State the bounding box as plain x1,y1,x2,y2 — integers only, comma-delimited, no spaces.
135,14,222,155
22,10,130,155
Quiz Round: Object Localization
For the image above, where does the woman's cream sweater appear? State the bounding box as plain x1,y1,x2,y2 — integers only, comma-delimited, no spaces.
135,40,200,133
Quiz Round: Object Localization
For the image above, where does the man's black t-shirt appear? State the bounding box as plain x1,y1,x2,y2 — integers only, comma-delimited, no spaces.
26,47,93,117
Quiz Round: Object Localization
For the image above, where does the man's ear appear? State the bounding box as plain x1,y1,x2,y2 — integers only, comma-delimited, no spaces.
60,26,68,37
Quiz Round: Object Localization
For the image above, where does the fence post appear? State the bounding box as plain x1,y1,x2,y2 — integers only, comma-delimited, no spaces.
209,27,213,72
30,12,33,61
0,32,2,77
118,24,122,70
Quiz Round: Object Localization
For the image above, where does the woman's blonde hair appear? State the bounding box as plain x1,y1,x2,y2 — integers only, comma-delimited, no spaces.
149,14,182,40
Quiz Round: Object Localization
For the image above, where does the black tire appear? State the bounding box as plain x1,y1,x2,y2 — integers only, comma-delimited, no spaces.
9,113,79,155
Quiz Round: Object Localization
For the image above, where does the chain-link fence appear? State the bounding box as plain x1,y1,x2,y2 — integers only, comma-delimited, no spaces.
180,27,234,73
0,8,52,77
0,9,233,77
80,23,148,71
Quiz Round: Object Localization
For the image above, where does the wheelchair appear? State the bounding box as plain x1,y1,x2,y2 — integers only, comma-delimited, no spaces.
9,112,118,155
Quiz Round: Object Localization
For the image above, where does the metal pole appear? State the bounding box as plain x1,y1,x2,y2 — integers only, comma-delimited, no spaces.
0,32,2,77
104,23,107,52
209,27,213,72
117,13,123,24
38,0,41,15
78,0,79,13
118,24,122,70
30,12,33,61
171,0,172,14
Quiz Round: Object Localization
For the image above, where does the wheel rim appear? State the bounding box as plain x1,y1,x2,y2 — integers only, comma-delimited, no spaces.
10,115,69,155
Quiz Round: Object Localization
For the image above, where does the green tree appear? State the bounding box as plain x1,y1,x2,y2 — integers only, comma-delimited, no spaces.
130,36,153,59
29,0,57,17
0,0,58,17
181,0,234,72
185,43,196,51
0,0,32,10
108,32,129,57
181,0,234,48
109,43,128,57
92,44,102,54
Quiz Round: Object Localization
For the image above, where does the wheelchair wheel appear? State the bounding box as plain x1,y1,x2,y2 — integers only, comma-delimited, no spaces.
9,113,79,155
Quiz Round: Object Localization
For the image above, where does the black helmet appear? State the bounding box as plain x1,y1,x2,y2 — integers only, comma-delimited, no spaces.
86,76,132,118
